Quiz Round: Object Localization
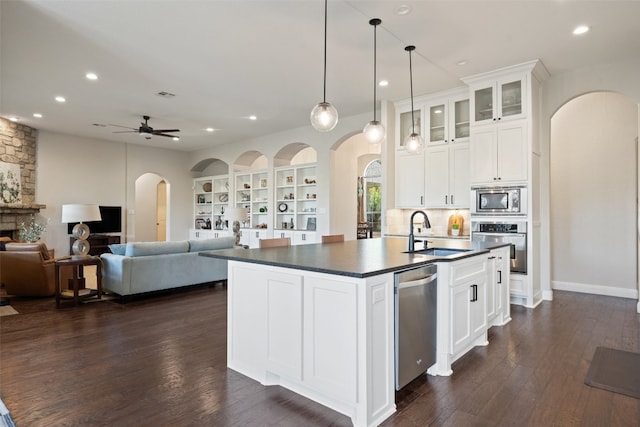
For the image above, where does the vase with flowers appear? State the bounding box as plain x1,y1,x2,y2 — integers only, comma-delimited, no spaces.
18,214,47,243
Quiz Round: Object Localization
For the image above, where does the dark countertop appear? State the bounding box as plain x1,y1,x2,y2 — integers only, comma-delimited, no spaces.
200,237,510,278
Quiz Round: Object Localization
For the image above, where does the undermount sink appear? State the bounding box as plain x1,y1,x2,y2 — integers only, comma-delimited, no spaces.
406,248,472,257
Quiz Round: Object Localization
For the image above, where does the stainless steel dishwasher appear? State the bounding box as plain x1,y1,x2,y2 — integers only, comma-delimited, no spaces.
394,263,438,390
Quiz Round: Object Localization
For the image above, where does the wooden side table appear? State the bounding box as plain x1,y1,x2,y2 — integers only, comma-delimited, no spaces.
55,256,102,308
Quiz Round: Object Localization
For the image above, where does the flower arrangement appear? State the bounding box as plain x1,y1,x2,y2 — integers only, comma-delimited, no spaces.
18,214,47,243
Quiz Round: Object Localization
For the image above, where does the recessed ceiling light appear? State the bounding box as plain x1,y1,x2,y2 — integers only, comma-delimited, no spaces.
573,25,589,35
55,96,66,103
395,5,411,15
33,113,43,118
434,109,442,114
249,115,257,121
9,117,18,122
172,137,180,142
86,72,98,80
456,60,468,66
206,127,215,132
378,80,389,87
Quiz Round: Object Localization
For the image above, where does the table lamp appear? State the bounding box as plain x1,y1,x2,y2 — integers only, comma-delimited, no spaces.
225,207,248,246
62,204,102,257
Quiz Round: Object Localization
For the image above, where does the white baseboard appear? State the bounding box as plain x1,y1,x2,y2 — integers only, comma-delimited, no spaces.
542,290,554,301
552,280,639,300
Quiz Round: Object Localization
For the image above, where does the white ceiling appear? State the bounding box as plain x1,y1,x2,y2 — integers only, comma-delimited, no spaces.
1,0,639,152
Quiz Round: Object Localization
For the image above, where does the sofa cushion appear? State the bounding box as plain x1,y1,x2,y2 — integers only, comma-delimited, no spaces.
189,236,235,252
108,243,126,255
124,241,189,257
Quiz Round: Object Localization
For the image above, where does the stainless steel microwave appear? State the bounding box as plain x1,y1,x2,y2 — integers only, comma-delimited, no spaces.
471,186,527,215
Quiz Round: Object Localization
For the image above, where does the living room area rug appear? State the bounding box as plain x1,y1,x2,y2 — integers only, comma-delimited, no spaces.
0,306,18,317
584,346,640,399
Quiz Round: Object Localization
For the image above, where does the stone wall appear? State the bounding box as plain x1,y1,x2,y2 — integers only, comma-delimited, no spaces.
0,117,38,205
0,117,44,237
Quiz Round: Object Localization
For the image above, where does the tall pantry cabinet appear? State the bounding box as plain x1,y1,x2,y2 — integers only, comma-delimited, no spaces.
462,60,549,307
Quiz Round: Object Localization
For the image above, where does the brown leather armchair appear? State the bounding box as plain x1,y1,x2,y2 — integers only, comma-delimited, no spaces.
0,242,68,297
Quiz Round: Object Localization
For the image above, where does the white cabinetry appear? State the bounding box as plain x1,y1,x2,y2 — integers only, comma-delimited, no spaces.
470,74,526,125
395,87,469,209
227,261,395,427
490,246,511,326
395,103,424,150
395,152,425,208
430,253,507,376
425,91,470,145
469,120,527,184
192,175,229,239
425,143,469,208
449,257,489,357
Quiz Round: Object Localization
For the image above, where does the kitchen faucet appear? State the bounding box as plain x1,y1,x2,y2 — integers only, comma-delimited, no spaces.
408,210,431,252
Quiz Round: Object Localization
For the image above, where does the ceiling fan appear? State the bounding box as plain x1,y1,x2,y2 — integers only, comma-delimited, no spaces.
111,115,180,140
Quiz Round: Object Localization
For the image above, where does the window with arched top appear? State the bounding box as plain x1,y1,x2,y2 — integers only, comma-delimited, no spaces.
361,159,382,234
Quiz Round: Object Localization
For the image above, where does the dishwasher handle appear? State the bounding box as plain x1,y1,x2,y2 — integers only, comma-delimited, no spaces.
397,273,437,290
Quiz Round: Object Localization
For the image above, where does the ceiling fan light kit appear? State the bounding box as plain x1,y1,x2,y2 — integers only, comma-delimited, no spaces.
403,45,424,154
363,18,385,145
310,0,338,132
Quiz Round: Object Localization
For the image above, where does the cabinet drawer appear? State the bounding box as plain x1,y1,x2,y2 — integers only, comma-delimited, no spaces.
449,257,488,286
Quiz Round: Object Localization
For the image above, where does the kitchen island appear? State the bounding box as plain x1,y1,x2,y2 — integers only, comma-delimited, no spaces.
200,237,510,427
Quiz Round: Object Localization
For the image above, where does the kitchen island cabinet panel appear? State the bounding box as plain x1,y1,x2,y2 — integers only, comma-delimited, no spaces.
266,271,303,381
303,277,357,402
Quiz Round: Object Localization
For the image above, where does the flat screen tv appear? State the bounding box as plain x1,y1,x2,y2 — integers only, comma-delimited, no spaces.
67,205,122,235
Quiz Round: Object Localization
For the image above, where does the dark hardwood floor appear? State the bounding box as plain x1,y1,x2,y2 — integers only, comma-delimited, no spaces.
1,286,639,426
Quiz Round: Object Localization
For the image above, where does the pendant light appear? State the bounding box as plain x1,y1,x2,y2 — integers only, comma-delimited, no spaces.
404,45,424,154
363,18,385,144
310,0,338,132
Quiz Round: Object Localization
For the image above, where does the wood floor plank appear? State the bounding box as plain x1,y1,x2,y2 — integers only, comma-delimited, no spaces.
1,287,639,426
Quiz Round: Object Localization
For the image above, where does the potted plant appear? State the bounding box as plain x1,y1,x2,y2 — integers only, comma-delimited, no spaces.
451,222,460,236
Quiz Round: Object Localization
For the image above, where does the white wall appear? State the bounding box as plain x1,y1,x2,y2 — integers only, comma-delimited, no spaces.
540,57,640,300
550,92,638,297
36,131,192,257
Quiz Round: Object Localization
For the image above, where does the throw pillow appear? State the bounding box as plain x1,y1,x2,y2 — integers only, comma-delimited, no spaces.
108,243,126,255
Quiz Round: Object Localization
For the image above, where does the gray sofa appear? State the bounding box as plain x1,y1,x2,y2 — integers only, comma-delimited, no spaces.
100,237,236,297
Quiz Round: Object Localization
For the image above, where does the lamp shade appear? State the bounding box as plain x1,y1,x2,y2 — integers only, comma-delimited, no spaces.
61,204,102,223
224,207,248,223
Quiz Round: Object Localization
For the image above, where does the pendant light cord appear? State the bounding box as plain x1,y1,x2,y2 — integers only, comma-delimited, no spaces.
373,21,377,121
407,46,416,134
322,0,328,103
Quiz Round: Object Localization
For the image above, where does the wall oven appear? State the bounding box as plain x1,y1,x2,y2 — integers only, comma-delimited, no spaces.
471,186,527,216
471,221,527,274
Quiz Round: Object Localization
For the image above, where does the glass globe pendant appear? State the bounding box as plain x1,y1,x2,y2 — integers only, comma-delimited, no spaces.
405,132,424,154
363,18,385,144
310,0,338,132
310,101,338,132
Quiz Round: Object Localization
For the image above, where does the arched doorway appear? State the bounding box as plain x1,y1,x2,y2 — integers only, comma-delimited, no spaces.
135,173,169,242
550,92,638,298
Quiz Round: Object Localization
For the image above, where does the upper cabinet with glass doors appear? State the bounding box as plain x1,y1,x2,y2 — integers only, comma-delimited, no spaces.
395,101,424,150
468,74,527,125
425,88,470,145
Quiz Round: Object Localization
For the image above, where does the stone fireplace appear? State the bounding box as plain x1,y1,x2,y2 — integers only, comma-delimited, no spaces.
0,118,45,240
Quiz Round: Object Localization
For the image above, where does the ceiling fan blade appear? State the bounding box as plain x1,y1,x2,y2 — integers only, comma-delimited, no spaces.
112,130,137,133
153,129,180,133
154,133,179,138
109,124,136,130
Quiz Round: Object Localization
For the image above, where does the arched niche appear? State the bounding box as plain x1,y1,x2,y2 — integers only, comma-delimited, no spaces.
190,158,229,177
234,150,268,172
274,143,317,167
